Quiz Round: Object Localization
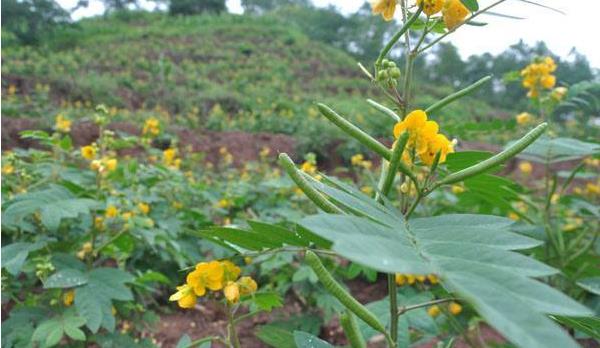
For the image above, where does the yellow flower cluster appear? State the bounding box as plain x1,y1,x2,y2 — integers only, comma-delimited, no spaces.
350,154,373,170
142,118,160,137
393,110,454,166
518,161,533,175
372,0,469,29
138,202,150,214
90,157,118,173
2,164,15,175
395,273,439,286
169,260,257,308
428,301,462,317
163,148,181,169
55,114,72,133
219,147,234,166
521,57,557,98
76,242,93,260
81,144,98,160
515,112,533,125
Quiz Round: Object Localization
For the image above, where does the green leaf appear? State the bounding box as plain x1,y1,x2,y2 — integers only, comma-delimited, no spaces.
299,204,592,348
2,185,99,232
32,311,86,347
517,137,600,164
1,241,46,275
460,0,479,11
44,268,88,289
256,325,296,348
552,316,600,339
175,334,192,348
576,277,600,295
75,268,134,333
251,292,284,312
293,331,333,348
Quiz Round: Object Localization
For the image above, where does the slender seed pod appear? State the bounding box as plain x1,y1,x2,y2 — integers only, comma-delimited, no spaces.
380,132,410,197
316,103,418,187
436,123,548,187
367,99,400,122
304,251,386,334
278,153,343,214
425,76,492,115
340,310,367,348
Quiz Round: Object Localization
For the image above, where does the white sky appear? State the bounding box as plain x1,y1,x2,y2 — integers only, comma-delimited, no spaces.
60,0,600,68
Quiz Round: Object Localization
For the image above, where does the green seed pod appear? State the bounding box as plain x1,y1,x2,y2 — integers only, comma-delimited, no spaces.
389,67,401,79
340,310,367,348
304,251,386,334
377,70,389,81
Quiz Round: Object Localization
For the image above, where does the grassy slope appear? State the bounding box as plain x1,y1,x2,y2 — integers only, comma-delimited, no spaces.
1,12,512,155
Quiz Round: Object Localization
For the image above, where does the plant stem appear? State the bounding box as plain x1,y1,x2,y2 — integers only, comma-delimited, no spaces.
396,298,457,316
375,7,423,68
227,304,241,348
388,274,398,343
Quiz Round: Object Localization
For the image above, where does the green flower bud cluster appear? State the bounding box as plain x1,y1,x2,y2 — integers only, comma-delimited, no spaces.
377,59,401,85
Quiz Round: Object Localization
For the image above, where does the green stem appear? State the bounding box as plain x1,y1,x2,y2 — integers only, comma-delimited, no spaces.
435,123,548,187
425,76,492,115
375,7,423,68
388,274,398,343
278,153,343,214
227,304,241,348
396,297,457,316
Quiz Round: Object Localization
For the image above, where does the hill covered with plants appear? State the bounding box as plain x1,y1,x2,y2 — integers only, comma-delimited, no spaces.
2,11,506,156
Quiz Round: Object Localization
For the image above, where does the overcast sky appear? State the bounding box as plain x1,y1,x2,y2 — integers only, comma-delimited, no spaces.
60,0,600,68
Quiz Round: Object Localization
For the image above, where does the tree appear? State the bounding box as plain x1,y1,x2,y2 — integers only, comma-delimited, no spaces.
1,0,71,45
169,0,226,16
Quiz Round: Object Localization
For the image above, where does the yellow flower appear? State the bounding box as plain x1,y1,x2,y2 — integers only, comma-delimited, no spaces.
187,261,225,295
217,198,232,209
238,276,258,296
516,112,533,125
222,260,242,283
406,274,416,285
395,273,406,286
82,242,93,253
81,145,97,160
540,74,556,89
521,57,557,98
55,114,72,133
142,118,160,136
451,185,464,194
351,154,365,166
417,0,444,16
448,302,462,315
95,216,104,230
442,0,470,30
420,133,454,166
122,211,134,221
105,158,118,172
585,183,600,195
361,186,373,195
428,305,441,317
172,201,183,209
394,110,453,166
508,212,520,221
224,281,240,303
63,290,75,306
301,161,317,174
519,161,533,175
371,0,397,21
169,284,197,309
106,205,119,218
416,275,426,283
163,148,177,166
2,164,14,175
427,274,439,284
138,202,150,214
550,86,567,101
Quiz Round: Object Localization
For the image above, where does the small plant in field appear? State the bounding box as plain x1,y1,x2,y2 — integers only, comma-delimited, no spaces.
198,1,597,347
